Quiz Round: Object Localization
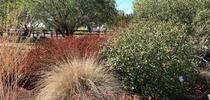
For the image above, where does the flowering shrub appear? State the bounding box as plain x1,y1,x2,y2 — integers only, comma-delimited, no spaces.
101,21,198,99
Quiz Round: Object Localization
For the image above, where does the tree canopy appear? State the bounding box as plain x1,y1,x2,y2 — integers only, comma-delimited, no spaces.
0,0,39,33
0,0,117,36
35,0,117,36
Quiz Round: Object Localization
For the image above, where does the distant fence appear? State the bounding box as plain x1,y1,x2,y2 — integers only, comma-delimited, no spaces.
3,29,108,38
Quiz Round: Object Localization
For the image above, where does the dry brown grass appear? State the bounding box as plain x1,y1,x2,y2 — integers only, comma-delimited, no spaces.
35,58,119,100
0,37,31,100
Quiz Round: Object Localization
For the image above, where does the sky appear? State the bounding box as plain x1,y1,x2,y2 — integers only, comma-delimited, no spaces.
116,0,134,14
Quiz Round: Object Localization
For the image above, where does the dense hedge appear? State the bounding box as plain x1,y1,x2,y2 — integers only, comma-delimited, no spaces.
101,21,198,99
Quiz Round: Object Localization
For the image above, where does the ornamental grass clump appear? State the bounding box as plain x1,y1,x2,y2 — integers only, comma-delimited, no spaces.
101,21,199,99
35,58,119,100
0,37,31,100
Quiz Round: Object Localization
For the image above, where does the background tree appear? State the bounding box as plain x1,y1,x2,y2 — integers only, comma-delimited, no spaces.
0,0,39,36
112,10,133,28
16,0,39,36
36,0,117,36
0,0,15,33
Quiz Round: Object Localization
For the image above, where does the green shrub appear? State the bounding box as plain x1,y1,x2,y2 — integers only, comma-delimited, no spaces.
134,0,210,36
101,21,198,99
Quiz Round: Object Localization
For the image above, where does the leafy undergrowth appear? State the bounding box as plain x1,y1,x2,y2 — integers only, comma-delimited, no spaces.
22,35,110,73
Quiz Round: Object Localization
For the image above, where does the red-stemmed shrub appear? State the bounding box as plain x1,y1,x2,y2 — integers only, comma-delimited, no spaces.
22,35,110,73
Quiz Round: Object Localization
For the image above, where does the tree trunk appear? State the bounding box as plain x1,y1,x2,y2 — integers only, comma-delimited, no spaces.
65,25,70,36
65,26,74,36
87,25,92,33
56,28,65,37
57,25,75,37
22,24,29,37
69,29,74,36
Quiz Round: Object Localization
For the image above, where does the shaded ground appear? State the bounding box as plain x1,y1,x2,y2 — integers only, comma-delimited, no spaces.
189,69,210,100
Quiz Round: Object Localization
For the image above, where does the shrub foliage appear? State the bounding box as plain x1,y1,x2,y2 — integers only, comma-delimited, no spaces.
23,35,109,73
101,21,198,99
134,0,210,36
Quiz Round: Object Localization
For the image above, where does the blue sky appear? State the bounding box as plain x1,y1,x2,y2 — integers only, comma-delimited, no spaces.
116,0,134,14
